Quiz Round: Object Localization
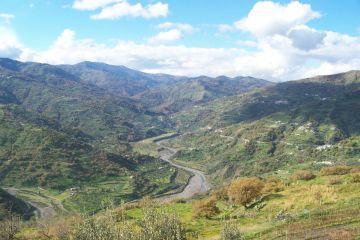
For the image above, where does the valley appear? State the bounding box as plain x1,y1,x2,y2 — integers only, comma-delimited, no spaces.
0,58,359,239
156,137,210,201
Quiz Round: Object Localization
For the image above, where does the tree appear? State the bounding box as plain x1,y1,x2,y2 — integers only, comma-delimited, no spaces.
227,177,264,207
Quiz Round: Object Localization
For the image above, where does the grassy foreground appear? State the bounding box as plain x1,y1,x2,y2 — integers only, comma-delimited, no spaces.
6,165,359,239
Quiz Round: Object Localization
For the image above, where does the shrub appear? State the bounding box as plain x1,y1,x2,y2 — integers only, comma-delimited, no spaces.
221,221,243,240
350,167,360,173
351,174,360,183
139,207,186,240
263,176,285,193
171,198,187,204
320,165,351,176
227,177,264,207
328,177,343,185
193,197,220,219
72,213,120,240
71,206,186,240
292,170,316,181
37,215,81,239
211,187,229,201
0,214,21,240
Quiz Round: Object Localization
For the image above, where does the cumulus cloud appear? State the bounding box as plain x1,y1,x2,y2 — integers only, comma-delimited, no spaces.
156,22,196,33
72,0,121,10
235,1,320,37
0,13,15,24
90,1,168,20
0,26,25,59
217,24,234,33
287,25,325,50
20,28,359,81
148,22,196,44
148,29,182,44
1,1,358,81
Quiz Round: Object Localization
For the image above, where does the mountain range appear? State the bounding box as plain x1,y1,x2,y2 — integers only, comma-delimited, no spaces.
0,57,359,213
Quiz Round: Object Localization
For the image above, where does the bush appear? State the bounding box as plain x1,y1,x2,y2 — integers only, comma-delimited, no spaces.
263,176,285,193
171,198,187,204
193,197,220,219
71,206,186,240
351,174,360,183
228,177,264,207
211,187,229,201
37,215,81,239
221,221,243,240
328,177,342,185
292,170,316,181
139,207,186,240
320,165,351,176
0,214,21,240
350,167,360,173
72,212,120,240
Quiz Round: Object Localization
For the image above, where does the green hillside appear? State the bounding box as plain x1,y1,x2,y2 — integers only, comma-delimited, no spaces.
0,59,188,213
135,76,272,113
168,71,360,184
59,61,184,97
0,58,170,141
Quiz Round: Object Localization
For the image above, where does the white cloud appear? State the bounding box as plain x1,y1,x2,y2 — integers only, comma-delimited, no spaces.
20,28,359,81
236,40,258,48
287,25,325,50
72,0,121,10
0,13,15,24
157,22,196,33
148,29,182,44
235,1,320,37
148,22,196,44
218,24,234,33
0,26,25,59
1,1,358,81
91,1,168,20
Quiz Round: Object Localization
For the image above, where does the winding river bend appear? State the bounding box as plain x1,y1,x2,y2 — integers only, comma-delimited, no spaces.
155,139,210,202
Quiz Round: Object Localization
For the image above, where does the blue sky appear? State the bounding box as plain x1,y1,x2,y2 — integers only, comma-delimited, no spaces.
0,0,359,80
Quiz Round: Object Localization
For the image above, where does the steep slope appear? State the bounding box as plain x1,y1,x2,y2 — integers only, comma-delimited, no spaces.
0,104,130,189
0,188,35,220
135,76,273,113
59,61,184,97
0,101,183,213
59,61,272,114
167,71,360,184
0,58,170,141
0,58,185,211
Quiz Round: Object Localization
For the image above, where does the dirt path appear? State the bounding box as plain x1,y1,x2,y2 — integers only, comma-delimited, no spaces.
155,139,210,202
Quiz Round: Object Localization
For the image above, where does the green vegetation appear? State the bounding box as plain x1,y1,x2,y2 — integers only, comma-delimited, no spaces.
0,58,359,239
0,59,184,214
167,71,360,185
7,166,359,239
0,188,35,220
135,76,272,114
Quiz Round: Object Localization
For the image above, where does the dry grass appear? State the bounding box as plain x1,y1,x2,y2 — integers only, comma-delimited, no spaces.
193,197,220,219
320,165,352,176
328,177,343,185
263,176,285,193
292,170,316,181
282,184,338,211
